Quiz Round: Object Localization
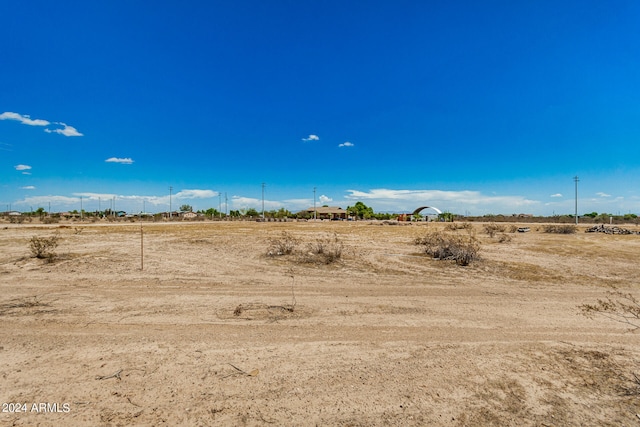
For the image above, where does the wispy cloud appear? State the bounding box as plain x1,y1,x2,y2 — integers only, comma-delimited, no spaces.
0,111,50,126
302,134,319,142
231,196,282,210
596,192,611,197
20,186,36,190
105,157,134,164
174,189,218,199
44,122,83,137
319,195,333,204
344,188,539,215
14,164,32,171
0,142,13,151
1,112,82,136
550,193,563,198
338,141,354,147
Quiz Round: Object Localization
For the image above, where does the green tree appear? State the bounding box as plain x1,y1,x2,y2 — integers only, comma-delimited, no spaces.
245,208,259,217
347,201,374,219
584,212,598,218
201,208,220,218
438,212,455,222
180,204,193,212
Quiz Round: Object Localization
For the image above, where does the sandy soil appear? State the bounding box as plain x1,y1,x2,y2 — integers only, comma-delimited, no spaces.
1,220,639,426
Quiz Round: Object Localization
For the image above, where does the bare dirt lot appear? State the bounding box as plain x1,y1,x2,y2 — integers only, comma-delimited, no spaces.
1,220,639,426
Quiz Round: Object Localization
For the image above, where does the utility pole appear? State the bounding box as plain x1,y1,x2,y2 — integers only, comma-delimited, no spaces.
574,176,579,225
261,182,265,220
169,186,173,220
80,196,83,221
313,187,317,220
219,193,222,219
225,192,228,217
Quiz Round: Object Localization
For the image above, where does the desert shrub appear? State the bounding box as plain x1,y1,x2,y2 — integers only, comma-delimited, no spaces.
267,231,299,256
483,222,506,238
543,224,577,234
508,224,518,233
580,286,640,331
445,222,473,231
29,234,60,261
414,231,480,266
9,215,25,224
42,216,59,224
299,233,343,264
497,233,512,243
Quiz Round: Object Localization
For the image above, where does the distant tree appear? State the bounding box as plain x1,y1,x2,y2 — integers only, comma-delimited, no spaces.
245,208,260,217
35,207,45,219
347,201,374,219
273,208,292,219
584,212,598,218
229,210,241,217
438,212,455,222
180,204,193,212
201,208,220,218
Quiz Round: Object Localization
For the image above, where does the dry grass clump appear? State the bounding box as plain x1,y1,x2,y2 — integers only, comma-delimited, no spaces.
543,224,577,234
484,223,506,237
267,231,299,256
445,222,473,231
29,234,60,262
267,232,343,265
414,230,480,266
301,233,344,264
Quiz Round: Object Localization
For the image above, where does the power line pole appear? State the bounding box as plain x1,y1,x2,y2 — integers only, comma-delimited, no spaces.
574,176,579,225
169,186,173,220
313,187,317,220
225,192,228,217
261,182,265,220
219,193,222,219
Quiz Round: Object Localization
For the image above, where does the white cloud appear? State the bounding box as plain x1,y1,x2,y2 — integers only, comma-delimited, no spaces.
550,193,563,198
174,189,218,199
105,157,134,164
0,111,50,126
596,192,611,197
338,141,354,147
319,195,333,204
302,134,320,142
344,188,539,215
22,172,31,175
44,122,83,137
231,196,282,210
1,112,82,136
21,186,36,190
0,142,13,151
15,164,32,171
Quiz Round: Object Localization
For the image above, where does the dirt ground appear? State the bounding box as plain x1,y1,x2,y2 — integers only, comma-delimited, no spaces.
1,220,639,426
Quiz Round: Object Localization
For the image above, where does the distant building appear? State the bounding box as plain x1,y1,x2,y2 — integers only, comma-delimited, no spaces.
181,211,198,220
299,206,348,220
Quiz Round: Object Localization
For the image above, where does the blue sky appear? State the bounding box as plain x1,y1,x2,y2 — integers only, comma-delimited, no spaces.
2,1,640,216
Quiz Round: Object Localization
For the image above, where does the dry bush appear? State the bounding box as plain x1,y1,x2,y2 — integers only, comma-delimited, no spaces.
267,232,344,265
298,233,344,265
29,234,60,262
266,231,299,256
579,286,640,331
543,224,577,234
508,224,518,233
484,222,506,238
497,233,512,243
414,230,480,266
445,222,472,231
